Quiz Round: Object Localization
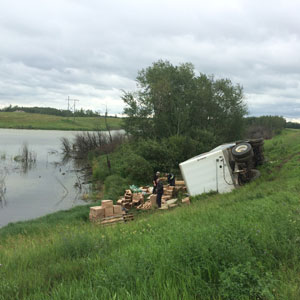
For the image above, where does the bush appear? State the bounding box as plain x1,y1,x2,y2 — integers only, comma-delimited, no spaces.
103,175,130,201
114,151,153,184
163,135,200,166
245,116,286,139
134,139,173,171
92,155,111,182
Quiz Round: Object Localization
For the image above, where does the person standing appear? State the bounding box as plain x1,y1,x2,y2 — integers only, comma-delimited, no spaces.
152,171,160,194
156,178,164,208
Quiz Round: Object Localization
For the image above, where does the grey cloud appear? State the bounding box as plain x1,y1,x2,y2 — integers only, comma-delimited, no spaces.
1,0,300,117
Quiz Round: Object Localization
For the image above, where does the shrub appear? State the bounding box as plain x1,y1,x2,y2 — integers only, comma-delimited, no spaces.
114,151,153,184
245,116,286,139
134,139,173,171
163,135,200,166
92,156,111,182
103,175,130,201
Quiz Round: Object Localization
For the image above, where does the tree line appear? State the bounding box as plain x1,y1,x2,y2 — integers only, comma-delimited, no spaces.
0,105,103,117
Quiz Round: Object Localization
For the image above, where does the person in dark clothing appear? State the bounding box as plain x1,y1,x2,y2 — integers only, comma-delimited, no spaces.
166,173,175,186
152,171,160,194
156,178,164,208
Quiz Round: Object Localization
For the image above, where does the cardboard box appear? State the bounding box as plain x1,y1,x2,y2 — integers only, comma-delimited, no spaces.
150,194,157,206
113,205,122,215
105,206,114,217
89,206,105,218
182,197,190,205
101,200,113,208
132,193,141,201
175,180,185,186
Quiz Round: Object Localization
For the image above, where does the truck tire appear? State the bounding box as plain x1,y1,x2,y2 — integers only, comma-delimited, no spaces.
249,138,264,147
232,143,253,159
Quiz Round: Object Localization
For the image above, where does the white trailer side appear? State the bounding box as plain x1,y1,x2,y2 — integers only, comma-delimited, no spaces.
179,147,236,196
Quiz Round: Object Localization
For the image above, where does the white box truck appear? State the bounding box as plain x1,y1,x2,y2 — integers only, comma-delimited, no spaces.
179,139,264,196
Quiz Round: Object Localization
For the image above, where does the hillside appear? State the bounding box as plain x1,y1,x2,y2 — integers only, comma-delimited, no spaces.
1,129,300,299
0,112,123,131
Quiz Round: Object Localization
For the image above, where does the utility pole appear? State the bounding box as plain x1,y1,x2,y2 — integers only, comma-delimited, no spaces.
66,96,71,111
73,99,79,121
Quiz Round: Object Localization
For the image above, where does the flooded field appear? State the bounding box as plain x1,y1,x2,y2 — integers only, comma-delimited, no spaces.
0,129,93,227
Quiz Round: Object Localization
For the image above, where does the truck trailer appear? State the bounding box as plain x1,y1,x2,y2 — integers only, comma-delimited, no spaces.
179,138,264,196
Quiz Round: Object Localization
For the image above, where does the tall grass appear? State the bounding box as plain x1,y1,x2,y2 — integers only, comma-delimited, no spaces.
1,129,300,299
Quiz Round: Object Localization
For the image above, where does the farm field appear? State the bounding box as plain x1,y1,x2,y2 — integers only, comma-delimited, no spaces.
0,112,123,131
1,129,300,299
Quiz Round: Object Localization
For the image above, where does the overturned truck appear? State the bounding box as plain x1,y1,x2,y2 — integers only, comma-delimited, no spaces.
179,138,264,196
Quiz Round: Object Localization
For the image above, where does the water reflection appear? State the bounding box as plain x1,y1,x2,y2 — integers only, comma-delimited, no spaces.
13,143,37,174
0,129,95,228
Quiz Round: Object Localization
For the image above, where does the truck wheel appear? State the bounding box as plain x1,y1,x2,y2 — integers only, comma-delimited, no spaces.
249,138,264,147
232,143,253,159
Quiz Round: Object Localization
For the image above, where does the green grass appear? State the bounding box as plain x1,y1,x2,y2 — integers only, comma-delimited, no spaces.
0,112,123,131
1,129,300,299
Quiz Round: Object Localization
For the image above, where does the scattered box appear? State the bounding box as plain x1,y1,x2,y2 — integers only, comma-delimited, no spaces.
132,193,141,201
182,197,190,205
175,180,185,186
150,194,157,206
159,204,168,210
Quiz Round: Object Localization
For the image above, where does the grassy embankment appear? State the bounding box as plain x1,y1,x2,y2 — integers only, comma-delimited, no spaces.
1,129,300,299
0,112,123,131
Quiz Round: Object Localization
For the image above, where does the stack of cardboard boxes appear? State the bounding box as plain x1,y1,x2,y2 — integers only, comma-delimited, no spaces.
137,194,156,210
162,185,175,202
89,200,122,223
137,185,176,210
116,189,144,209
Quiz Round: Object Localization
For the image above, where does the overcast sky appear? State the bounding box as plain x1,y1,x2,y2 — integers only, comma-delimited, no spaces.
0,0,299,120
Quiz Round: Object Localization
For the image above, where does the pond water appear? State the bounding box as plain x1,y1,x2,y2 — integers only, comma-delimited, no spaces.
0,129,104,228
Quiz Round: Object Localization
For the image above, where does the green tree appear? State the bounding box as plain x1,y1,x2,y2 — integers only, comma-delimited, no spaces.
122,60,248,142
